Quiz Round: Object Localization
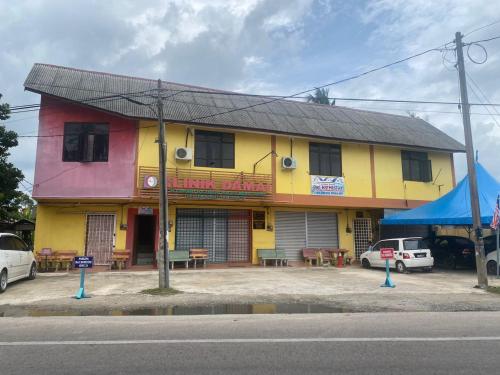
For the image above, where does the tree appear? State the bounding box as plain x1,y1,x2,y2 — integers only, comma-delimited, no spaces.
306,88,333,105
0,93,31,221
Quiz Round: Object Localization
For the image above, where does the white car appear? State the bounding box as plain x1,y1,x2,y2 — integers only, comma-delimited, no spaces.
0,233,37,293
486,250,500,275
360,237,434,273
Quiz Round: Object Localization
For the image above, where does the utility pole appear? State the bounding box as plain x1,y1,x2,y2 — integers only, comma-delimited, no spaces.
157,79,169,288
455,32,488,288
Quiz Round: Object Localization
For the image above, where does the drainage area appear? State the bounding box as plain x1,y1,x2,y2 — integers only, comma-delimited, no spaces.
1,303,348,317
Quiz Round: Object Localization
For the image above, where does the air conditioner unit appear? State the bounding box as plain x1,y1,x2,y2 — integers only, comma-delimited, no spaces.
281,156,297,170
175,147,192,161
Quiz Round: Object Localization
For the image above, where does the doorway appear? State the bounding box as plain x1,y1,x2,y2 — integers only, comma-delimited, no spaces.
134,215,156,265
85,214,115,265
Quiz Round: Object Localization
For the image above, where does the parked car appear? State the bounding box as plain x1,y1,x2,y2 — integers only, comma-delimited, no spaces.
423,236,475,269
360,237,433,273
0,233,37,293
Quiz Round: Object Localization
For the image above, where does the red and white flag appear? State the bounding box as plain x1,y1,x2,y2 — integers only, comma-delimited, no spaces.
491,194,500,230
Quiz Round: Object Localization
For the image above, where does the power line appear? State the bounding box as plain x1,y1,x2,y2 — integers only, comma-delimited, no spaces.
464,20,500,37
465,72,500,129
11,35,500,141
463,35,500,45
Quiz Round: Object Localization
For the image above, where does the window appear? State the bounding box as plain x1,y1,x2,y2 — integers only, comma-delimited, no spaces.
194,130,234,168
401,151,432,182
309,143,341,176
252,211,266,230
63,123,109,162
403,239,424,250
10,237,28,251
0,237,9,251
0,236,27,251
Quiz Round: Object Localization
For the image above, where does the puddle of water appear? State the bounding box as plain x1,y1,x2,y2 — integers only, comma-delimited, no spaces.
0,303,348,317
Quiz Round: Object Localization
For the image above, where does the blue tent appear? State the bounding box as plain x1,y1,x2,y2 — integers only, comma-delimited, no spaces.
381,163,500,225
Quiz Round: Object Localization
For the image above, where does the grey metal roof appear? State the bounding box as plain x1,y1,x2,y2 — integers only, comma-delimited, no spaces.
24,63,465,152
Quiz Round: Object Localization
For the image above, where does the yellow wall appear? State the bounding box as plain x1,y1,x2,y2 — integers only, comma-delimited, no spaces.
374,146,454,200
34,204,127,255
34,203,366,263
138,121,454,201
138,122,272,174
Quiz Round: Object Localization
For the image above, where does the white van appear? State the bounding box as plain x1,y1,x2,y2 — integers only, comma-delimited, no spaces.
0,233,37,293
360,237,434,273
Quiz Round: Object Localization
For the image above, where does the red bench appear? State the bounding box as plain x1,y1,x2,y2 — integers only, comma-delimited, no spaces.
302,248,320,266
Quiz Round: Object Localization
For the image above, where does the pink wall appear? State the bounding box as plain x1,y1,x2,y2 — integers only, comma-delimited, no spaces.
32,96,137,198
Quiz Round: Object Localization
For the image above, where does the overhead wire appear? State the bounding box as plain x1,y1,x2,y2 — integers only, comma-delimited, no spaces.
464,19,500,37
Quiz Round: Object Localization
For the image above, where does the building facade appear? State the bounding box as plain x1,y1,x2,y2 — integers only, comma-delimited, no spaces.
26,64,464,266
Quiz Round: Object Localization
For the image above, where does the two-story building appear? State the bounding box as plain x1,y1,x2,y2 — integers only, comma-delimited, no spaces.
25,63,464,266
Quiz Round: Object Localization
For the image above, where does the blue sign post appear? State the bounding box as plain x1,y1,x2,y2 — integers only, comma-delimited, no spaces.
380,248,396,288
73,256,93,299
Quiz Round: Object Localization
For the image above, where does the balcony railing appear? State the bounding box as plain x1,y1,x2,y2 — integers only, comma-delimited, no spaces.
138,167,273,202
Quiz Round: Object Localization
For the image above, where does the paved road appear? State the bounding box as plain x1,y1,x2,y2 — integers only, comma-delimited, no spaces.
1,312,499,374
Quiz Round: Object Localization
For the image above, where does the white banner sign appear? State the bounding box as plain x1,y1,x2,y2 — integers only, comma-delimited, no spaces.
311,176,345,196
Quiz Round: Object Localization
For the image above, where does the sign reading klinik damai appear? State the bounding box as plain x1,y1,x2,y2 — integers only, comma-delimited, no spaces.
311,176,345,196
140,168,273,202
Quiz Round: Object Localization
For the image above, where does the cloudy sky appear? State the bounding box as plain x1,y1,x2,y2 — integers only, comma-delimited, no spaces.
2,0,500,194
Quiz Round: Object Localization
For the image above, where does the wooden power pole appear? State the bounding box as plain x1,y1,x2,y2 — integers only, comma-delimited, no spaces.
157,79,169,289
455,31,488,288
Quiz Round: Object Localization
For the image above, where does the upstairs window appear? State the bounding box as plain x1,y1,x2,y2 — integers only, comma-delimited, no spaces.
63,123,109,162
309,142,342,176
401,150,432,182
194,130,234,168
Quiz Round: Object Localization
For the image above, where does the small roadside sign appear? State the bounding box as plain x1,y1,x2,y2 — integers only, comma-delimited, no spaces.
73,256,93,299
74,256,94,269
380,248,394,260
379,248,395,288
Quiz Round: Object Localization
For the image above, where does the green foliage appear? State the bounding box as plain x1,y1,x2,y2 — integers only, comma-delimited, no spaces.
306,88,332,105
0,94,10,121
0,94,34,221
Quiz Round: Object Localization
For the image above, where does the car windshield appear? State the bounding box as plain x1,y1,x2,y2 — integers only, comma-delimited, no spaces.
403,239,425,250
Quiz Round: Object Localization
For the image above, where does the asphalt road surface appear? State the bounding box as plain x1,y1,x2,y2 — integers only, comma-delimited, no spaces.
1,312,500,374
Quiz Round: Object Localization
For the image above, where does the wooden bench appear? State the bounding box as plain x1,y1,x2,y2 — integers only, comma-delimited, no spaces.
36,248,55,271
53,251,77,272
302,248,320,266
169,250,190,270
257,249,279,267
111,250,131,270
190,248,208,269
319,249,334,265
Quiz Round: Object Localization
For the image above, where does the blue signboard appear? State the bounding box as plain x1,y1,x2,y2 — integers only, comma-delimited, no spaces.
74,256,94,269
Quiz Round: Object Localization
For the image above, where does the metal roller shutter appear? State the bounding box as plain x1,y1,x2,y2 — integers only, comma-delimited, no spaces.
175,209,250,263
305,212,339,248
275,211,339,261
275,212,306,261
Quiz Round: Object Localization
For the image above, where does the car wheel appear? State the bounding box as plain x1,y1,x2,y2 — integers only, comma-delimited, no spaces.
396,261,407,273
443,255,457,270
0,270,7,293
28,263,37,280
487,260,498,276
423,267,433,273
362,258,371,268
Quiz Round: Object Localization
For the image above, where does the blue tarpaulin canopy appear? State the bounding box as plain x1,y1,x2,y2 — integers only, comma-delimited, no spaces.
381,163,500,226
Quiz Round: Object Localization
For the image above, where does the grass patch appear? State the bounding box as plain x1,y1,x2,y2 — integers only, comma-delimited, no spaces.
141,288,182,296
487,286,500,295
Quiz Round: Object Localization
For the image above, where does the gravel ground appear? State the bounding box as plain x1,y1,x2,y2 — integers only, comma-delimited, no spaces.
1,266,500,316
